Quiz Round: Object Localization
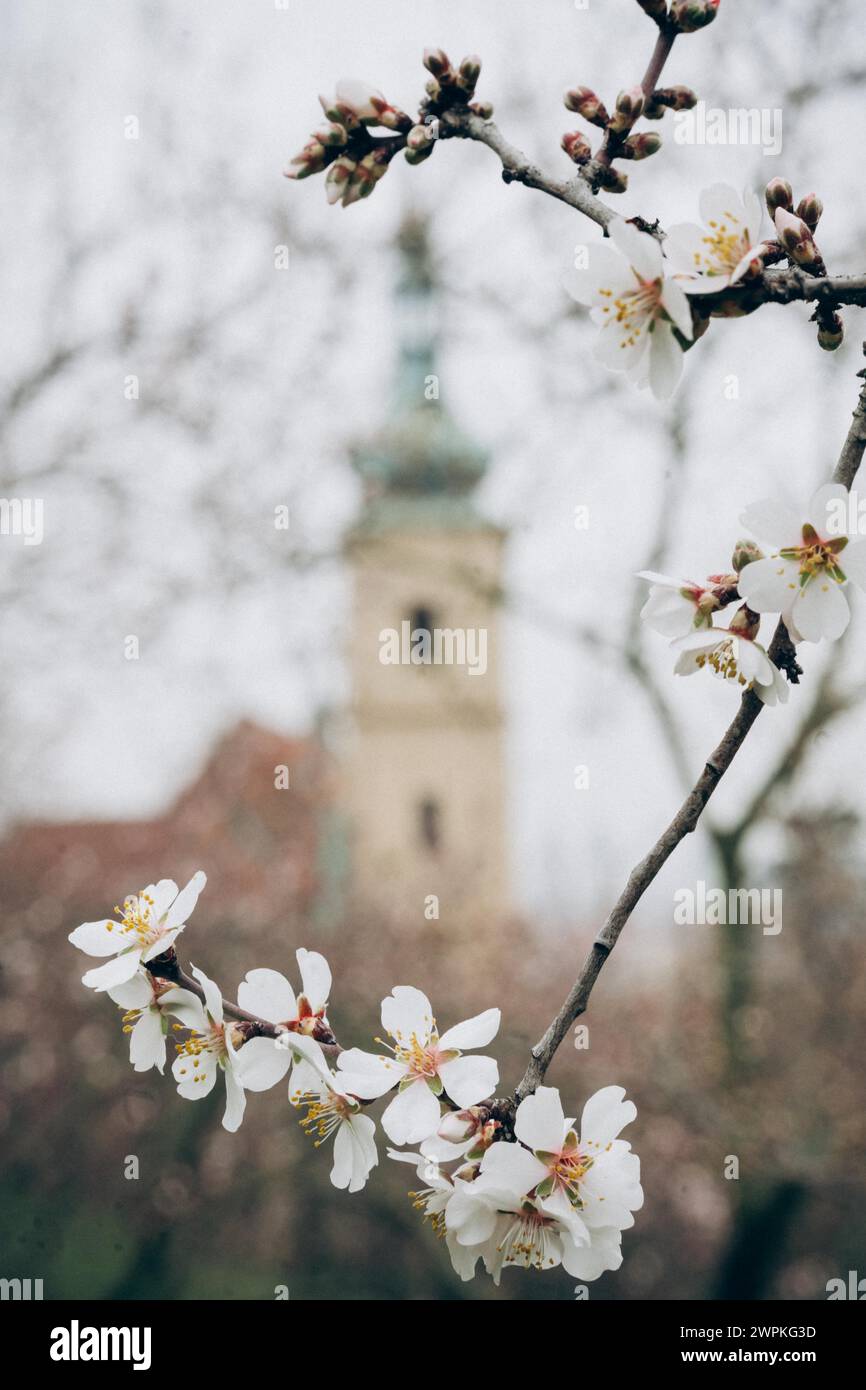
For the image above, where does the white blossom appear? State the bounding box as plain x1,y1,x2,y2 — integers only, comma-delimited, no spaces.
566,220,694,400
108,970,204,1074
738,483,866,642
638,570,719,638
68,871,207,992
170,965,248,1133
228,952,334,1096
337,986,500,1146
672,624,789,704
666,184,766,293
287,1037,378,1193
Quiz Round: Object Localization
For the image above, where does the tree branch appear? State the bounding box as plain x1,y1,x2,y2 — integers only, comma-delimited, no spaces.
515,358,866,1101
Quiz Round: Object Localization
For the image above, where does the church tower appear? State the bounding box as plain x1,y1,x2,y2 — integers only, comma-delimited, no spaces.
343,215,509,932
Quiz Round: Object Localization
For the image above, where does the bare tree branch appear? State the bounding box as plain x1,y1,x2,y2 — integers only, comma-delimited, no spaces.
515,360,866,1101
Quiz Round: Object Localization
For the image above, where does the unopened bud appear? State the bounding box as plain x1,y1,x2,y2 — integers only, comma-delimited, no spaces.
284,140,327,180
764,177,794,217
334,79,388,125
795,192,823,231
817,312,844,352
729,603,760,639
608,87,645,134
774,207,821,268
466,1119,500,1159
732,540,764,573
324,155,356,205
342,152,384,206
438,1108,482,1143
670,0,720,33
644,84,698,118
424,77,441,101
623,132,662,160
313,124,348,148
596,165,629,194
469,99,494,119
406,124,434,152
404,140,435,166
561,130,592,164
423,47,452,80
457,55,481,95
563,86,610,128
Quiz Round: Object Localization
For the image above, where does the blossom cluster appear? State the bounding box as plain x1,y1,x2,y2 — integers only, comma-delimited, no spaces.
69,880,641,1286
639,482,866,697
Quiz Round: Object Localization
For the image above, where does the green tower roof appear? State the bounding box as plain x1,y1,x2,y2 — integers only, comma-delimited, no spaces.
351,214,490,533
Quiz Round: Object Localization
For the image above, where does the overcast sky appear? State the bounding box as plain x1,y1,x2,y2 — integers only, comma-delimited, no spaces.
2,0,865,925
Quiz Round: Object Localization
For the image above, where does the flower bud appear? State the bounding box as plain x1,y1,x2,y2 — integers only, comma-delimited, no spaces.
438,1108,482,1144
622,132,662,160
729,603,760,639
324,155,356,205
313,124,348,148
817,312,844,352
670,0,720,33
284,140,327,180
635,0,669,18
774,207,821,268
561,130,592,164
795,192,823,231
457,55,481,95
469,99,494,119
406,123,434,152
342,154,382,206
608,86,645,134
423,47,453,80
644,84,698,118
731,539,764,573
424,77,441,101
334,79,388,124
596,165,629,194
563,86,610,127
764,177,793,217
404,140,435,166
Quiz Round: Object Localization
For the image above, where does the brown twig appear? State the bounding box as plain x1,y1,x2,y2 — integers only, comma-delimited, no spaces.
515,358,866,1101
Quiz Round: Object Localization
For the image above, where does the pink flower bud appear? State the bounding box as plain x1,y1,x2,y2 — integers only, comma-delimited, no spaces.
731,540,764,573
563,86,610,127
561,130,592,164
324,155,356,205
729,603,761,639
423,47,452,80
438,1109,482,1143
457,55,481,95
644,84,698,118
764,177,794,216
334,79,388,123
284,140,327,180
795,192,823,231
774,207,821,268
469,99,494,119
406,124,434,151
670,0,720,32
623,132,662,160
608,87,645,134
596,165,629,194
313,124,348,148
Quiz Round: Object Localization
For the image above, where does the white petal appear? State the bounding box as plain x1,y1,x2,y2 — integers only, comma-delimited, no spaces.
232,1036,291,1092
514,1085,567,1153
740,497,801,547
380,1078,440,1145
222,1065,247,1132
380,986,435,1046
793,578,850,642
438,1007,500,1052
332,1114,378,1193
648,320,684,400
162,870,206,930
437,1055,498,1108
129,1008,166,1073
737,556,800,613
189,964,224,1024
296,948,331,1012
82,949,142,992
141,926,182,962
69,918,124,958
476,1142,548,1201
237,968,297,1024
173,1048,217,1099
660,276,694,339
337,1049,406,1098
563,242,631,305
610,219,662,281
158,986,208,1032
580,1085,636,1148
108,971,154,1009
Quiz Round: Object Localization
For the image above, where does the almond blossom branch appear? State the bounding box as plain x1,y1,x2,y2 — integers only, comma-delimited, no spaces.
515,361,866,1102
